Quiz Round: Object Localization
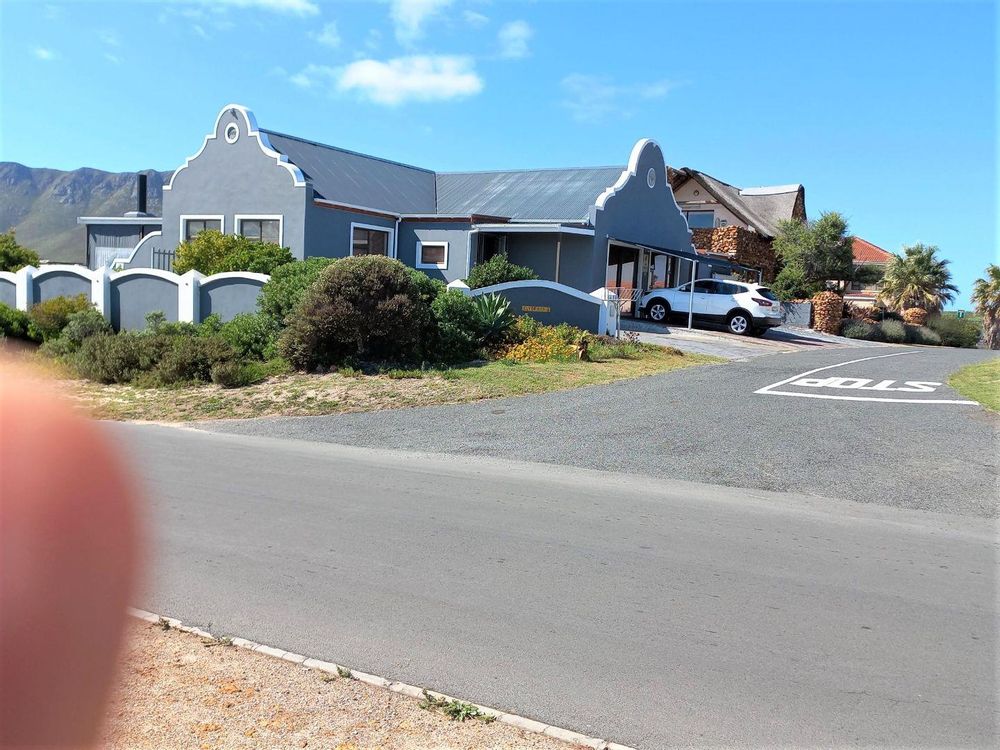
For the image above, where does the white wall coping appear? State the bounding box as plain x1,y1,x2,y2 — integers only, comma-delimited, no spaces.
109,267,183,284
201,271,271,285
32,264,103,281
120,230,163,267
470,279,604,306
0,271,17,285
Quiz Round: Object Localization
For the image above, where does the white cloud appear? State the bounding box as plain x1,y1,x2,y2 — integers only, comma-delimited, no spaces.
202,0,319,15
336,55,482,105
33,47,57,61
192,23,209,39
560,73,681,123
497,20,532,59
389,0,453,44
99,30,120,47
463,10,489,28
104,53,123,65
289,63,337,89
311,21,341,48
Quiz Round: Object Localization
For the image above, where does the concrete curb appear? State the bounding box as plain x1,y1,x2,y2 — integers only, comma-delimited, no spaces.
128,607,636,750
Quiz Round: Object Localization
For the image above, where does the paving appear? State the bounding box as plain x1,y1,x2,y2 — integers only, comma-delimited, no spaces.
110,424,998,749
203,346,999,518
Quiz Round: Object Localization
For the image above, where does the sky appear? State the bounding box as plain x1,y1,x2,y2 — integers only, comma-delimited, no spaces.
0,0,995,308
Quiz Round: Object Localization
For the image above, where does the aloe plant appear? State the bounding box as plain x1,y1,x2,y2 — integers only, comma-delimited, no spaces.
472,293,514,344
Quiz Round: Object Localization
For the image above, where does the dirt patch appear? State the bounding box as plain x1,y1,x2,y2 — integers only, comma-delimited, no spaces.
101,620,577,750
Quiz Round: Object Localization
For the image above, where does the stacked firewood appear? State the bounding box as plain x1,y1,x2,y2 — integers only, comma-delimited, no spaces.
812,291,844,334
902,308,928,326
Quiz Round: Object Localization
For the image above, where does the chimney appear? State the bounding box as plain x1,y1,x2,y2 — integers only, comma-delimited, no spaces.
136,173,147,214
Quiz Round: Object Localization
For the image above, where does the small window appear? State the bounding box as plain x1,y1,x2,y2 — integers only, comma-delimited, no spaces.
184,218,222,242
239,218,281,244
685,211,715,229
417,241,448,269
693,280,717,293
755,287,779,301
352,226,390,256
717,282,741,295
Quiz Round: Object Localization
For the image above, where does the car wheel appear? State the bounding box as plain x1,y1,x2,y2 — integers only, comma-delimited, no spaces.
727,312,752,336
646,300,669,323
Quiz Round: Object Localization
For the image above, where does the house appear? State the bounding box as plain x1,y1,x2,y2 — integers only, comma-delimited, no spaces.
78,104,773,318
668,167,807,282
845,236,893,306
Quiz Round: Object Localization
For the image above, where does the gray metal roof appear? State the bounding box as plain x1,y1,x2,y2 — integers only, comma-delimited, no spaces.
261,130,437,214
435,167,624,221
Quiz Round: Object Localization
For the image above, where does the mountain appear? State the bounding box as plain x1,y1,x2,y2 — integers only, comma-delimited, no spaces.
0,163,170,263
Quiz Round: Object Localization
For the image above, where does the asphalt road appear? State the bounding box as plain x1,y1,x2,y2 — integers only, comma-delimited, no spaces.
114,425,996,748
205,346,999,517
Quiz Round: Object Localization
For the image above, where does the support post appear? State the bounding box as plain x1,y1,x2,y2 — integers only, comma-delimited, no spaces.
14,265,35,311
178,270,202,323
687,259,697,330
554,233,562,284
92,267,111,320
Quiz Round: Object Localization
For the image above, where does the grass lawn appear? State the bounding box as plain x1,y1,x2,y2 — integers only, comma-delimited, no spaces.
59,346,721,422
949,357,1000,411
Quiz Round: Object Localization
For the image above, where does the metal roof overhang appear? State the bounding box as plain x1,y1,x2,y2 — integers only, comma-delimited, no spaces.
607,237,762,274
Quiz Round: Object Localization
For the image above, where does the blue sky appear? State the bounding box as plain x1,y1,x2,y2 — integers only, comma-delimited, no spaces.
1,0,995,307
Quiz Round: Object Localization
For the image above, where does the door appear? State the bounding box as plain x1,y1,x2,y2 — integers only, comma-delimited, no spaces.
709,280,740,318
606,245,640,315
670,279,714,315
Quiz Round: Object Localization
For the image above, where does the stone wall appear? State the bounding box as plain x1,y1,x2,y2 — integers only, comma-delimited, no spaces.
690,226,777,282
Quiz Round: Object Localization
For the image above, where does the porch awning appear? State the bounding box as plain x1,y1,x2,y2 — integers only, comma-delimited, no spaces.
607,237,762,275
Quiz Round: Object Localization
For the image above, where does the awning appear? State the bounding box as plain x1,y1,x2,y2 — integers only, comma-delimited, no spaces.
607,237,762,275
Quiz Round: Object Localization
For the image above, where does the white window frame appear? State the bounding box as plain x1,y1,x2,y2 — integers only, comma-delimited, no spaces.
180,214,225,243
349,221,395,259
416,240,448,270
235,214,284,246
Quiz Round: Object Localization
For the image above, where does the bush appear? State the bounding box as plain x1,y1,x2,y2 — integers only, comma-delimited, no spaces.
219,312,279,360
210,360,268,388
173,230,293,276
279,256,430,370
927,314,981,348
431,289,482,363
465,252,539,289
0,230,39,272
906,325,942,346
840,319,879,341
75,333,172,384
0,303,40,342
61,308,112,348
149,335,235,385
141,310,200,337
472,293,514,346
878,319,907,343
28,294,92,341
258,258,337,327
502,321,584,362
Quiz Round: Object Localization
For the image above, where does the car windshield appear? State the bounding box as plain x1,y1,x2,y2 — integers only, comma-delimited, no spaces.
755,287,779,301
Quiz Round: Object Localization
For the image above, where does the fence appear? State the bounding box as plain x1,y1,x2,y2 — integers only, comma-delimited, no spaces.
151,247,176,272
1,265,269,330
448,279,618,336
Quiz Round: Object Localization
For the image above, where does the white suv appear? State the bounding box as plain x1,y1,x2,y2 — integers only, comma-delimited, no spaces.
637,280,783,336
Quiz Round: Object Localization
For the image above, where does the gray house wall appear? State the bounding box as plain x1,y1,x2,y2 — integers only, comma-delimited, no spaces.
200,277,267,322
505,234,559,281
87,224,160,269
0,278,16,307
396,221,470,283
476,285,601,332
162,108,309,259
32,271,91,303
554,234,597,291
110,274,179,330
303,203,396,259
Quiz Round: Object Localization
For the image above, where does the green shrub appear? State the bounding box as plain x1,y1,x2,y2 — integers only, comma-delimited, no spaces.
61,308,112,348
149,335,235,385
502,322,583,362
142,310,200,337
75,333,172,384
219,312,279,361
279,256,430,369
0,229,39,272
878,319,907,343
258,258,337,327
407,268,446,306
28,294,92,340
465,252,539,289
906,325,942,346
173,230,293,276
0,303,40,342
472,293,514,345
210,360,268,388
840,319,880,340
927,314,980,348
431,289,481,363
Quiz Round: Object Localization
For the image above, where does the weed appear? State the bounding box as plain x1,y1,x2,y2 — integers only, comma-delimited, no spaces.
202,635,233,648
157,617,172,631
320,673,338,683
419,690,496,723
336,666,352,679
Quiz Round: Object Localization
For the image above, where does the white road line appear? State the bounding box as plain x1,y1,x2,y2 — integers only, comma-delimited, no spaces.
754,350,978,405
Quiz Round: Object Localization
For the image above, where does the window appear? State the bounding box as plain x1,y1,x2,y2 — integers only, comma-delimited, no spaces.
717,282,742,295
693,280,717,293
417,241,448,269
237,216,282,244
182,217,222,242
755,287,779,301
684,211,715,229
351,224,391,256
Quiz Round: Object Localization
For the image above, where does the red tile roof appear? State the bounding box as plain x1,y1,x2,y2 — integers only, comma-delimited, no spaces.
852,237,893,264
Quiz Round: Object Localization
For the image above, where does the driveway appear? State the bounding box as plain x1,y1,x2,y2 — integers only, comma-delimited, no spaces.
204,346,999,517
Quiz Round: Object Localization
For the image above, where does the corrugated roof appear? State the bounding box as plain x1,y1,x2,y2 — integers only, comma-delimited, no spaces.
261,129,437,214
435,167,624,221
852,236,893,263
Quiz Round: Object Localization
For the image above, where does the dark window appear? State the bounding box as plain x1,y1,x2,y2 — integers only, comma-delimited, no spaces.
239,218,280,243
717,282,742,295
419,242,446,266
685,211,715,229
184,218,221,241
352,226,389,256
693,280,717,293
755,287,779,301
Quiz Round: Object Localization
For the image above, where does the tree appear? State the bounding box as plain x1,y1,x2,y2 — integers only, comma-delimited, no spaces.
971,264,1000,349
465,252,539,289
877,244,958,313
0,229,40,272
770,212,862,300
173,230,293,275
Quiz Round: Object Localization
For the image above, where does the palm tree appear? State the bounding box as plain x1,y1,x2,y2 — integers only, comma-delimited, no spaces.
877,244,958,313
972,264,1000,349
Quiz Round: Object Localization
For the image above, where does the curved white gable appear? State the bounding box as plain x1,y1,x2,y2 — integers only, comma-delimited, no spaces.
594,138,657,212
164,104,307,191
